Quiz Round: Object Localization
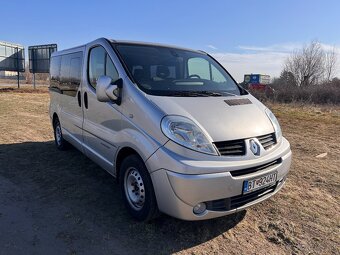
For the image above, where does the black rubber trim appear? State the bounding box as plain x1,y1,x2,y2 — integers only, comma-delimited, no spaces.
206,182,278,211
230,158,282,177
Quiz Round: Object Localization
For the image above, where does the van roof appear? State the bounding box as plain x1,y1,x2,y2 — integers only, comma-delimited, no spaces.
110,39,206,54
51,45,85,57
51,38,207,58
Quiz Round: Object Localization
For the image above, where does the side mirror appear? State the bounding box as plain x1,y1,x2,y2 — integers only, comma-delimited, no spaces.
96,76,122,105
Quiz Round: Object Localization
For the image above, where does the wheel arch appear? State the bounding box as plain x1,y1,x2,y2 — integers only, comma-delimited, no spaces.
52,112,59,126
115,147,141,182
52,112,60,128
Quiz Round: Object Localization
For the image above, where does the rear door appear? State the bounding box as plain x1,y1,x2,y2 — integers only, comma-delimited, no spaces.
58,52,84,151
82,43,122,173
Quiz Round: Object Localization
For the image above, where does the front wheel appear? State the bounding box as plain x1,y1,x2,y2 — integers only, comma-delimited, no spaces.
119,155,159,221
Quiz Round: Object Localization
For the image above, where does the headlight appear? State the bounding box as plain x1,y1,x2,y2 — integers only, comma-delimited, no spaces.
265,108,282,142
161,115,218,155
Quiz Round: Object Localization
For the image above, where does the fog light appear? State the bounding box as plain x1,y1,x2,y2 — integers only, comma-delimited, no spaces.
193,202,206,215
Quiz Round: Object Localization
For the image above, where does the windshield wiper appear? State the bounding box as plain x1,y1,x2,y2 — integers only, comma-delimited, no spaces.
165,91,203,97
196,91,223,96
219,91,238,96
166,91,223,97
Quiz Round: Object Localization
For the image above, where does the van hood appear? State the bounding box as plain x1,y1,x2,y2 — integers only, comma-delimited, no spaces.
146,95,274,142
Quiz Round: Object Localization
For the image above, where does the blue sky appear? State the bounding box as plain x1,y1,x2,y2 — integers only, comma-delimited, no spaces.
3,0,340,81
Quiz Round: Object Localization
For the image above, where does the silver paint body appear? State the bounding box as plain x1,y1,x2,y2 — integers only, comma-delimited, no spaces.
49,38,292,220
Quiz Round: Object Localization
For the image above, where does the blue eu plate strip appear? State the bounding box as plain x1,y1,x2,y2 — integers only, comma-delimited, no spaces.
243,181,248,193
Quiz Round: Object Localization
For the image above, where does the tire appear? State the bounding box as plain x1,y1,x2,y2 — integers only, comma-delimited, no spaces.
53,117,69,150
119,154,159,221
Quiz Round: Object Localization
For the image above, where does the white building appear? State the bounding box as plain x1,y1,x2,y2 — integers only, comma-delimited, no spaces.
0,70,18,77
0,40,25,77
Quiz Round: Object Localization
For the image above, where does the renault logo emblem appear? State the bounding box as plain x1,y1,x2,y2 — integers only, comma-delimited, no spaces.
249,139,260,156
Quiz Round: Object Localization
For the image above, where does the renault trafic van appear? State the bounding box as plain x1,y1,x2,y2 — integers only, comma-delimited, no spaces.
49,38,291,221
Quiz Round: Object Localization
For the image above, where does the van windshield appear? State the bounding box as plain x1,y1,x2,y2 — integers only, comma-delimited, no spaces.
114,44,242,97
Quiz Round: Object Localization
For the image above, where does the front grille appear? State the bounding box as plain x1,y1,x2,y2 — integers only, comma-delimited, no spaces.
205,183,277,211
214,133,277,156
230,158,282,177
257,133,277,150
214,139,246,156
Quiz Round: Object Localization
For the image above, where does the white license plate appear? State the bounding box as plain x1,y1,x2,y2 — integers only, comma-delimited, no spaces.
243,171,277,194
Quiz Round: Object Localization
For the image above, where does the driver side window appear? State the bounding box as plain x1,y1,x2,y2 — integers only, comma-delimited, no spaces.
88,46,119,88
187,57,227,83
188,57,210,80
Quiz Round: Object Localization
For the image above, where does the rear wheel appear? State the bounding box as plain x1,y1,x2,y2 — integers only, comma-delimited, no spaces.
119,154,159,221
53,117,69,150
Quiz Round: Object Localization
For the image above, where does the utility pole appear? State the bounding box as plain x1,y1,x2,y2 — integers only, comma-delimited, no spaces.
32,49,36,89
16,47,20,88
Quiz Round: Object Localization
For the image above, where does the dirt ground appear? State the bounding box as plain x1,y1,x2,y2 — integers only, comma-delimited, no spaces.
0,89,339,255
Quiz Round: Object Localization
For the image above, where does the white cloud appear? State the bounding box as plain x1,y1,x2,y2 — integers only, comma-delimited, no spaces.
238,43,302,53
210,42,340,82
212,52,289,82
320,43,340,53
207,45,218,50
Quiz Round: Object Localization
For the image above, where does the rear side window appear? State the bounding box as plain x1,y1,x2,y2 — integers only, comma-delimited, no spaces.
59,52,83,96
70,57,82,87
50,56,61,90
88,46,119,88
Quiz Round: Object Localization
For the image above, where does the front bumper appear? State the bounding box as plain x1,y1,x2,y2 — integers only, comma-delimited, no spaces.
147,137,292,220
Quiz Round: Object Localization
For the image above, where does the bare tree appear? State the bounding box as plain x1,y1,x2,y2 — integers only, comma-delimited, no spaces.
324,46,338,81
284,41,325,87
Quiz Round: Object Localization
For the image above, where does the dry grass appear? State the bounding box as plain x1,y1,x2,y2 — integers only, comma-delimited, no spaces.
0,90,339,255
0,79,49,92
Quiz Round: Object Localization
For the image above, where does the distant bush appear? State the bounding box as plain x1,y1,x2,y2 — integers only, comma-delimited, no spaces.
250,78,340,105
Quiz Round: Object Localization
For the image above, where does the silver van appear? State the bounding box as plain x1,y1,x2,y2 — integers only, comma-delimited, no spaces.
49,38,291,221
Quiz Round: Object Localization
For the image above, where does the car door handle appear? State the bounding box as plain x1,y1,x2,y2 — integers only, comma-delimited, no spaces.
84,92,88,109
77,91,81,107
